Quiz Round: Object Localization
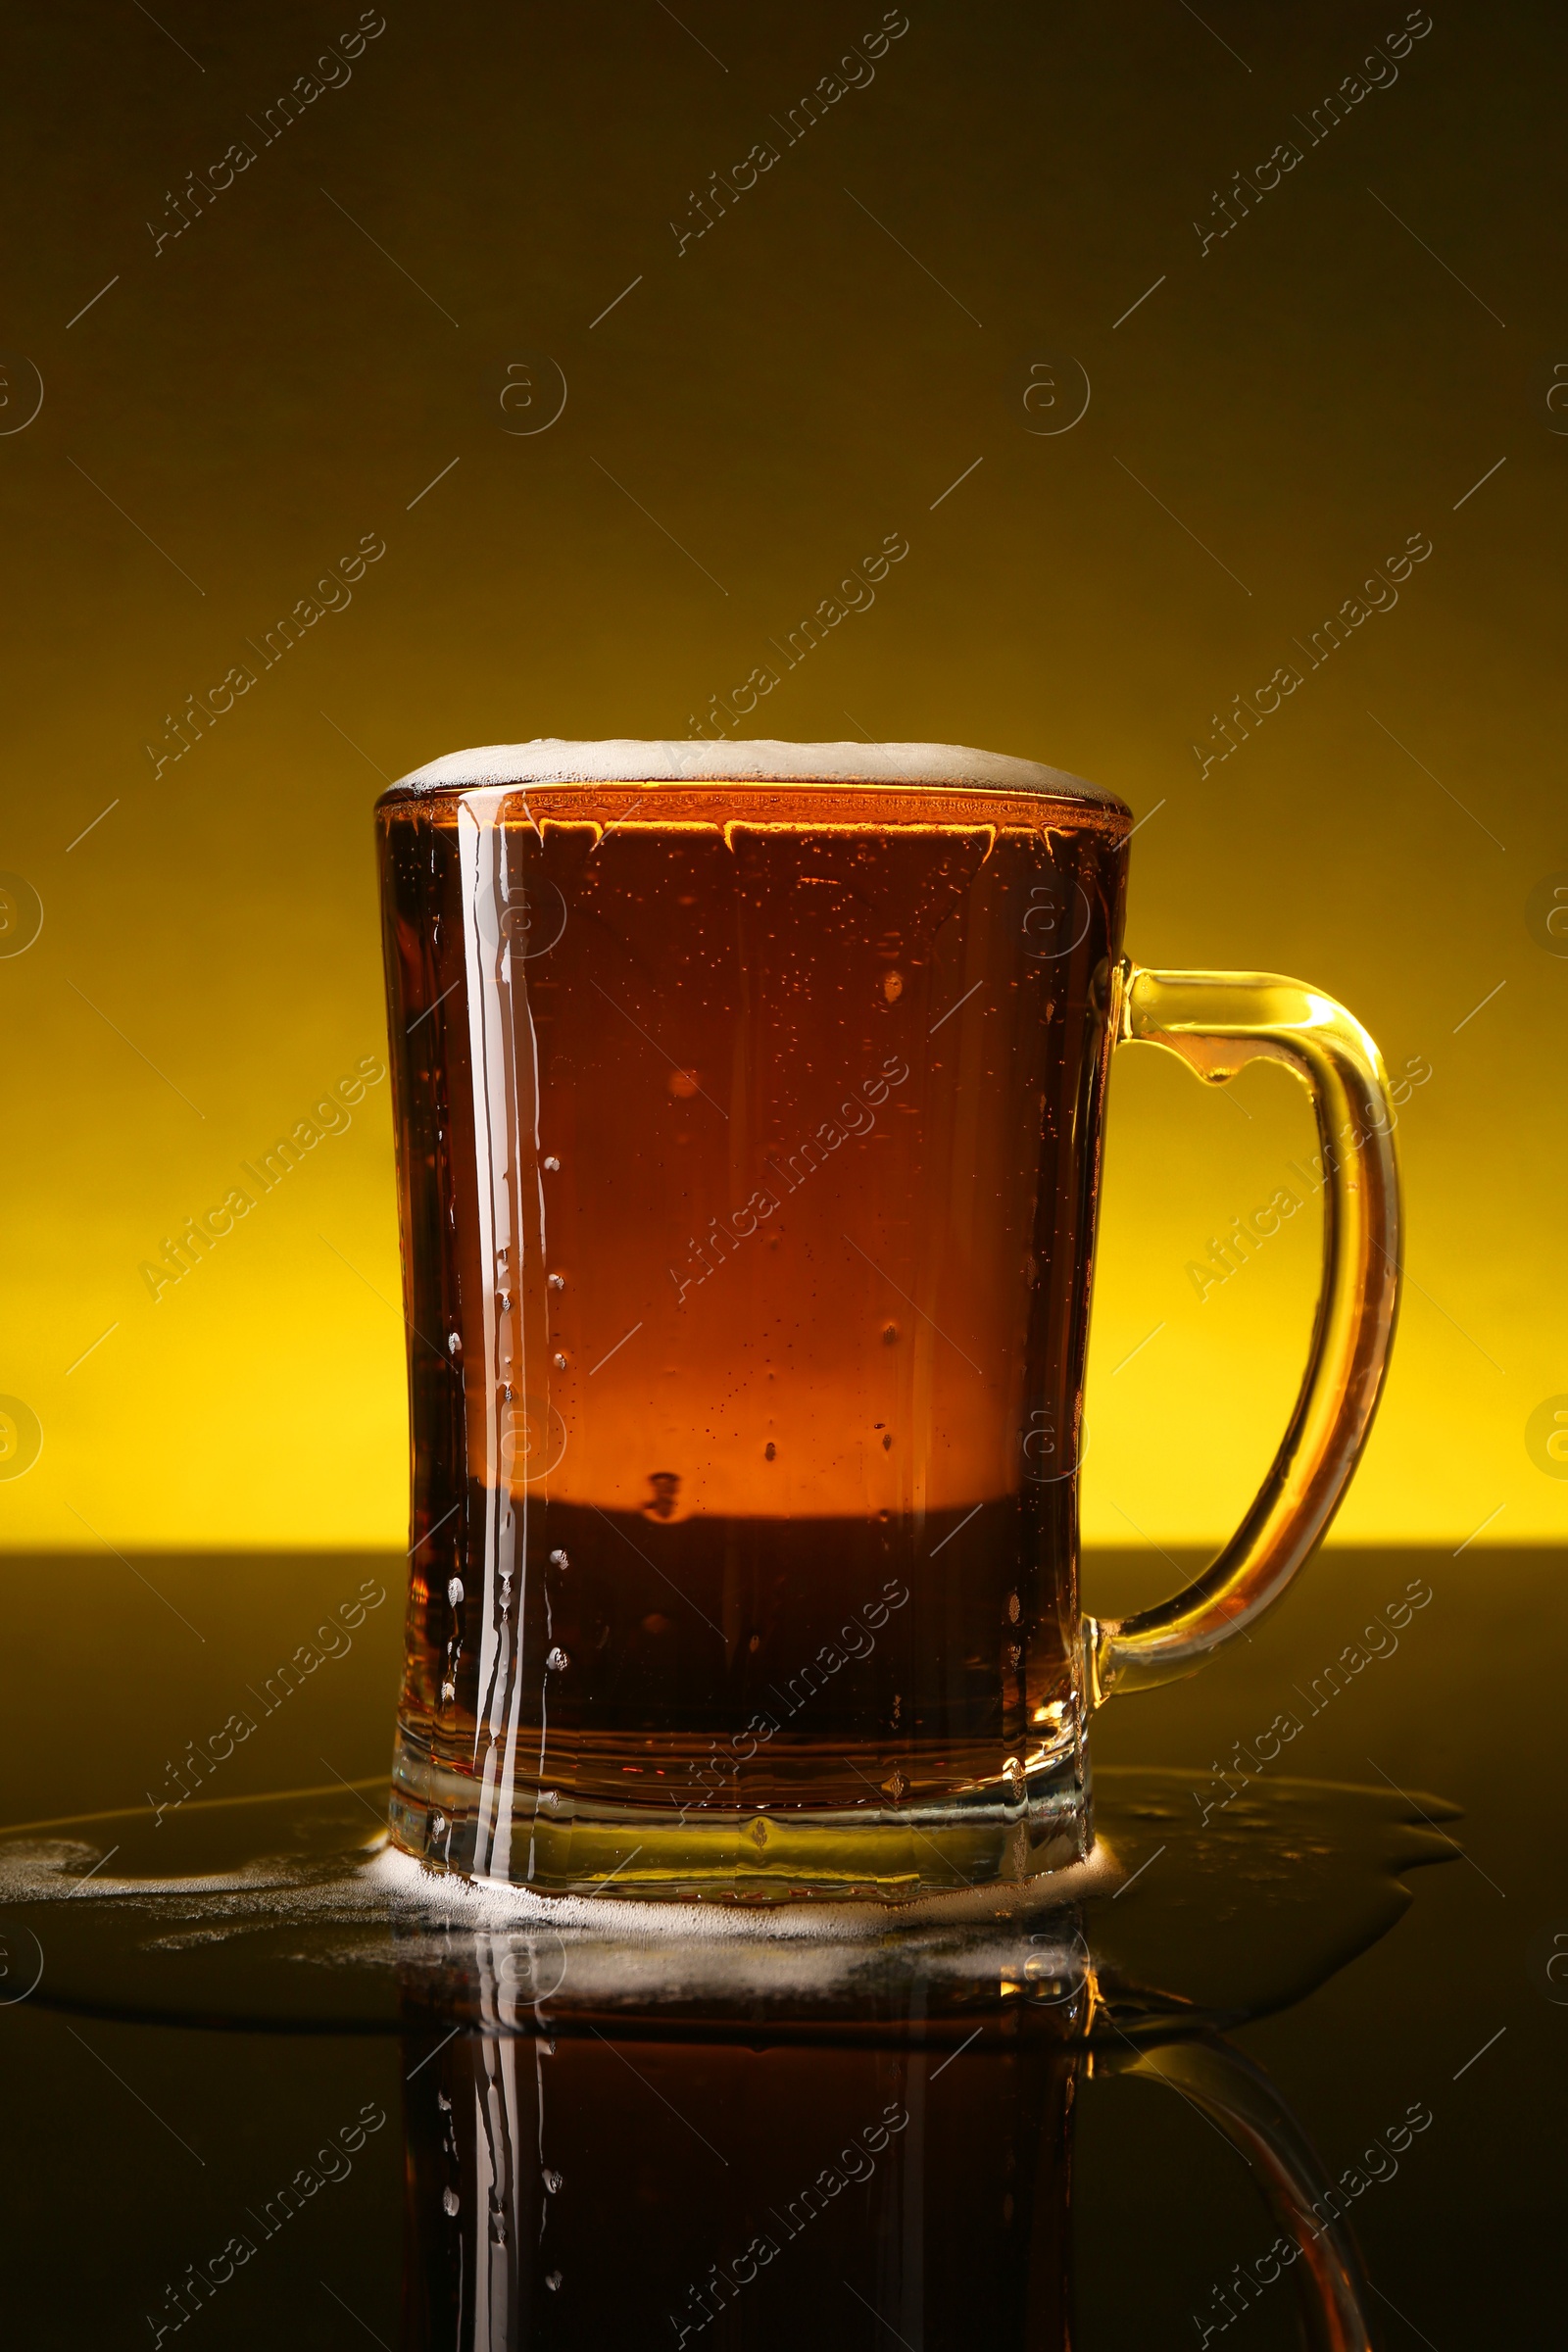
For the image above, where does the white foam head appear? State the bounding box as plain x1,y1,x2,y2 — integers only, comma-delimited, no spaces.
386,738,1126,813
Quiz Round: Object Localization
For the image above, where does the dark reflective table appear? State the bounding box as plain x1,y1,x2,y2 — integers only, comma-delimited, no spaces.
0,1545,1558,2347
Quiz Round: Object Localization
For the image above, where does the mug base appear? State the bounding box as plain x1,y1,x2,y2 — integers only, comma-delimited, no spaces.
387,1738,1091,1901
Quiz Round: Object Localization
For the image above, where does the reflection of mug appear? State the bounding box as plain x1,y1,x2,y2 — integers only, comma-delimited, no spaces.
377,742,1399,1892
401,1998,1374,2352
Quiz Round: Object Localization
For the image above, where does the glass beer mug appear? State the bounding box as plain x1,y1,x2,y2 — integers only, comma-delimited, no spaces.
376,741,1399,1895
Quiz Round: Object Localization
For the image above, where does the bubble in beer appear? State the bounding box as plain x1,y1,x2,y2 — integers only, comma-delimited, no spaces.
642,1471,681,1521
447,1577,465,1606
443,2188,460,2217
552,1352,567,1370
548,1272,565,1290
546,1646,568,1673
543,2169,564,2194
549,1549,569,1568
883,970,904,1002
543,1154,561,1171
546,2272,564,2293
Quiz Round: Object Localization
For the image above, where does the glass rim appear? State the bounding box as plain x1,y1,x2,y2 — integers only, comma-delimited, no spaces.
376,737,1131,819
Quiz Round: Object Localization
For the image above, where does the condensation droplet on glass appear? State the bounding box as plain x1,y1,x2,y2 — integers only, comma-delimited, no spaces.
546,1646,568,1672
447,1576,465,1606
443,2187,460,2218
497,1290,513,1313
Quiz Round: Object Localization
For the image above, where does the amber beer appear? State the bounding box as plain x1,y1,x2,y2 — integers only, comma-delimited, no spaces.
378,742,1128,1891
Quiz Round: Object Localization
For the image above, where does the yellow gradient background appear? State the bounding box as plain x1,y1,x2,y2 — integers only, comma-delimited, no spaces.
1,1,1561,1550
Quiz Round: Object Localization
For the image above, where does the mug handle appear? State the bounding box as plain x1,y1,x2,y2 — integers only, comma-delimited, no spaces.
1084,964,1401,1701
